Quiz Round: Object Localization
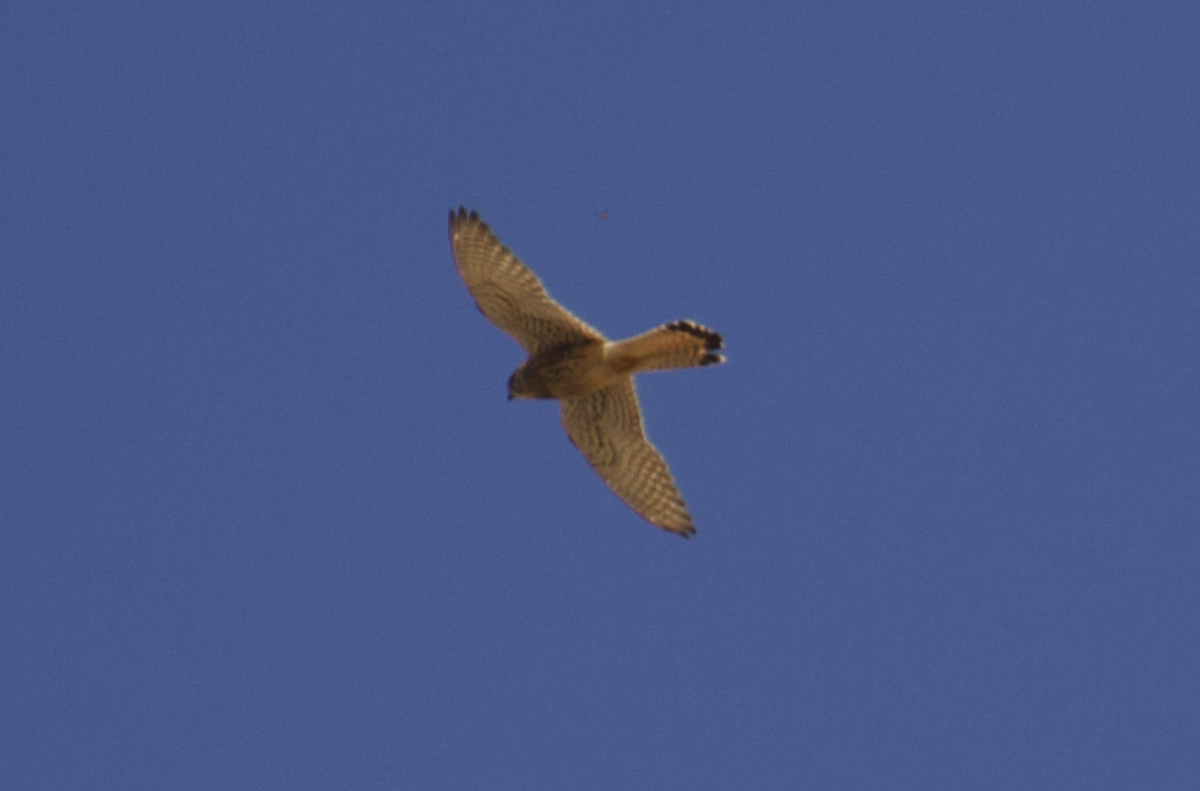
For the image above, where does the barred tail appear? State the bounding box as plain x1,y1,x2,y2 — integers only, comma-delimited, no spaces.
606,320,725,374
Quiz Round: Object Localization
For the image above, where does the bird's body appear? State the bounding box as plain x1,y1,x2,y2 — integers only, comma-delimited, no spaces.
448,207,723,537
508,339,612,400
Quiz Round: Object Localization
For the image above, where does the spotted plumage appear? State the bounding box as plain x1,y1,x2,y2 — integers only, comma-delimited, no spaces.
448,207,724,537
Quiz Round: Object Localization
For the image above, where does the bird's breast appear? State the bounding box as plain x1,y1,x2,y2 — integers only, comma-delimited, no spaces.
516,342,623,399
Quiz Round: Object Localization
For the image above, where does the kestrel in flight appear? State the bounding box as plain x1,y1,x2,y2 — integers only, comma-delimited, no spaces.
448,207,724,537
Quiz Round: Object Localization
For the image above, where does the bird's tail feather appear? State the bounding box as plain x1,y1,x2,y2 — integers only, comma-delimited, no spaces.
606,320,724,374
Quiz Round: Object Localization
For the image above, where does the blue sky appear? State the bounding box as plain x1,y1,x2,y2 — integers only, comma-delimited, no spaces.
3,2,1198,789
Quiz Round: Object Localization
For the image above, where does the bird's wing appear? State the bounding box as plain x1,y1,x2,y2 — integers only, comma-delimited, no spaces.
449,207,604,354
559,379,696,537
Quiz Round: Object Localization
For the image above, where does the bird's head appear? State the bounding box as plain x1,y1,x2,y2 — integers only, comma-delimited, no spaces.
507,368,533,401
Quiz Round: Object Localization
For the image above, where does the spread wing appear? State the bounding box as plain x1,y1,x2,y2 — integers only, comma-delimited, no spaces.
559,380,696,537
448,207,604,354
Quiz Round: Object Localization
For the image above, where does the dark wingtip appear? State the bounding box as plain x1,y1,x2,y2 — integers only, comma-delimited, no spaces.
659,518,697,538
449,207,488,238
